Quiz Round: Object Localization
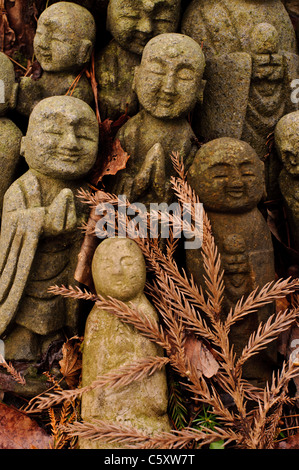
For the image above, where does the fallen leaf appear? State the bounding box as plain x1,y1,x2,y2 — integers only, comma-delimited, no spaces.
185,334,219,379
276,432,299,449
59,336,83,389
0,402,52,449
90,117,130,186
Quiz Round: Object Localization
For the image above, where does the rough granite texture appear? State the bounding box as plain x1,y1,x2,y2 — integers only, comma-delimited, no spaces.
95,0,181,120
275,111,299,252
181,0,299,198
0,52,22,216
0,96,99,394
17,2,96,116
80,238,171,449
111,33,205,206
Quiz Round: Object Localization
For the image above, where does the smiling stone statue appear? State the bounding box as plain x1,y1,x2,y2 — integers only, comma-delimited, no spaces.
0,96,99,381
95,0,181,120
186,137,276,385
17,2,96,116
111,33,205,205
80,237,170,449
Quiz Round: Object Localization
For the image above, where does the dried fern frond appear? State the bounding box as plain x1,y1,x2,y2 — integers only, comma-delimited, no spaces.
0,353,26,385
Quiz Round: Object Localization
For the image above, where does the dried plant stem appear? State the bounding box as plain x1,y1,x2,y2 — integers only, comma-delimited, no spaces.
0,353,26,385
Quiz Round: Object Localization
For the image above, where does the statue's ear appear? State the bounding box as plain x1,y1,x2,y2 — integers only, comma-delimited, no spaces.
78,39,93,65
9,83,18,110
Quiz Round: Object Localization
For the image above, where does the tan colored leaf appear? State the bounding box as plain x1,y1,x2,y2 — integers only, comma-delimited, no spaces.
0,402,52,449
59,337,83,389
185,334,219,379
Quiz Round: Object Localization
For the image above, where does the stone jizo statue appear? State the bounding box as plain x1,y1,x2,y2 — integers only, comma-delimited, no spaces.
181,0,297,63
17,2,96,116
275,111,299,252
0,52,22,217
95,0,181,120
181,1,299,197
186,137,276,385
80,237,170,449
0,96,99,369
111,33,205,206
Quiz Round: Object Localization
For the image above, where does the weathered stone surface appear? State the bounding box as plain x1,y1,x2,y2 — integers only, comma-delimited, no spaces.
275,111,299,251
0,96,99,373
95,0,181,120
80,238,170,449
0,52,22,216
111,33,205,205
181,0,299,198
186,138,276,385
17,2,96,116
181,0,297,62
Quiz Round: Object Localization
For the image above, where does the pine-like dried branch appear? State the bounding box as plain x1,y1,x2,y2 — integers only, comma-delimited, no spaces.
237,308,299,370
225,278,299,331
27,356,170,412
49,284,171,352
61,418,238,449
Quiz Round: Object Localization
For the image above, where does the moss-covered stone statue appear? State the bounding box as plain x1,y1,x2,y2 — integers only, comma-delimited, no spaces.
80,237,170,449
181,0,297,63
181,1,299,196
0,53,22,218
95,0,181,120
17,2,96,116
275,111,299,252
111,33,205,206
186,137,276,385
0,96,99,378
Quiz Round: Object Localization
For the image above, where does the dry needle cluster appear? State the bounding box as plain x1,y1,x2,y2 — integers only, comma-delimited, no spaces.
25,153,299,449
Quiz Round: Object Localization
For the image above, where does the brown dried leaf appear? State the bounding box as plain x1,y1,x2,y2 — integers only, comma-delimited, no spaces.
0,402,52,449
184,334,219,379
59,336,83,389
91,117,130,186
276,431,299,449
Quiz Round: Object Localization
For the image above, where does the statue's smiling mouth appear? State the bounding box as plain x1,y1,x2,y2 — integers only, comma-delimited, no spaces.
55,152,82,162
226,189,244,198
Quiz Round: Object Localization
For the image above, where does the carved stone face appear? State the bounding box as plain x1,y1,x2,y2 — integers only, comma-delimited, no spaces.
21,96,99,180
92,238,146,301
0,52,18,116
188,138,265,212
275,111,299,177
107,0,181,55
34,2,96,72
250,23,279,54
134,33,205,119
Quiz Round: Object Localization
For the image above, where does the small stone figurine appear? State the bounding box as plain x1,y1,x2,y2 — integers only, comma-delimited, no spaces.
80,237,171,449
181,1,299,197
0,96,99,372
181,0,297,63
95,0,181,120
17,2,96,116
111,33,205,206
0,52,22,217
275,111,299,252
186,137,276,385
